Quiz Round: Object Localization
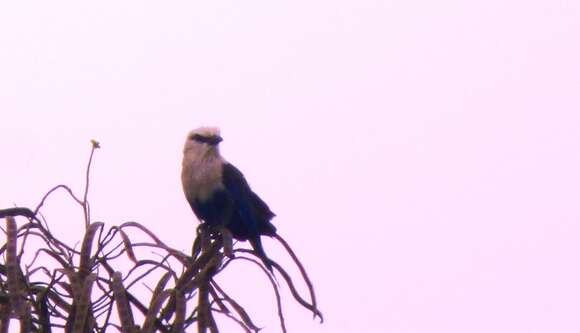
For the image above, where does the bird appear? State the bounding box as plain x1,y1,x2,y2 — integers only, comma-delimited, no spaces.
181,127,277,270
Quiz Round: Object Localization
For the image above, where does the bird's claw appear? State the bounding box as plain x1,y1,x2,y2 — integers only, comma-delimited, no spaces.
218,226,234,258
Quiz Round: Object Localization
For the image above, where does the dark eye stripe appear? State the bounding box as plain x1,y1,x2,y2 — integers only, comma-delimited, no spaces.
190,133,222,145
191,134,210,143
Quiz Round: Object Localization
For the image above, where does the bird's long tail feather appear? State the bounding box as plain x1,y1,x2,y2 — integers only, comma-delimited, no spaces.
249,237,273,272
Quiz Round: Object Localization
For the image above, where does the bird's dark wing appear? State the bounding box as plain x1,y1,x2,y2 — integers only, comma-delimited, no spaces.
222,162,276,238
222,162,276,271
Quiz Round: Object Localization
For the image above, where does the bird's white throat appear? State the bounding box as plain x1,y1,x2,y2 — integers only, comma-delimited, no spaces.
181,149,225,203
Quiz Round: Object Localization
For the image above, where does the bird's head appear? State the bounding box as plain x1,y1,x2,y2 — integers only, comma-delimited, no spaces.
183,127,223,156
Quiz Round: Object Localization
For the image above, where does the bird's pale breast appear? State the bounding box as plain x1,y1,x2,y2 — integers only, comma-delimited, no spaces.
181,153,225,203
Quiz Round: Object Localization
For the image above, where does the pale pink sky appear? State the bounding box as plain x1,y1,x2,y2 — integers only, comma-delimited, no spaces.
1,1,580,332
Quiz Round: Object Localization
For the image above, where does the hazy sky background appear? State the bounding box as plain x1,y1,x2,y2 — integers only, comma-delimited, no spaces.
1,1,580,332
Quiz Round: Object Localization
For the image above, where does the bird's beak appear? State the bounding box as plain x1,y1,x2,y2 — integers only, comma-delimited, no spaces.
209,135,223,146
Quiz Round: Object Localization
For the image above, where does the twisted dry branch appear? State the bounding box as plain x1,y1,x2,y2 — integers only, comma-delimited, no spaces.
0,141,322,332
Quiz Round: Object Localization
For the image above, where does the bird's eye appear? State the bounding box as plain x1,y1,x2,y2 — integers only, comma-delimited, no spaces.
191,134,214,143
190,134,204,141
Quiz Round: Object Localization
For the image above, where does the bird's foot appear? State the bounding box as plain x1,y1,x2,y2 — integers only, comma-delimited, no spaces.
218,226,235,258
